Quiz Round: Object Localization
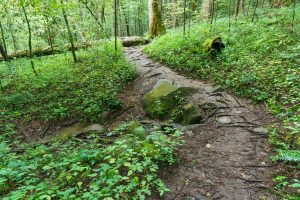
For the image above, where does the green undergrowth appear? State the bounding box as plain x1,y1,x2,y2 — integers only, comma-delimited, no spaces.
145,5,300,198
0,121,183,199
0,41,136,123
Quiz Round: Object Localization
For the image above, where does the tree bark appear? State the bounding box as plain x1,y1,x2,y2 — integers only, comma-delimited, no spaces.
80,0,104,30
101,6,106,23
114,0,118,50
235,0,244,17
252,0,259,22
149,0,166,38
21,3,37,75
0,20,8,56
183,0,187,35
202,0,212,19
173,0,179,28
61,0,77,63
0,43,9,61
121,3,130,36
191,0,197,12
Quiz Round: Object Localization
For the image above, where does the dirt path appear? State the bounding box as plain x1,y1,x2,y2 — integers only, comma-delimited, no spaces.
118,46,279,200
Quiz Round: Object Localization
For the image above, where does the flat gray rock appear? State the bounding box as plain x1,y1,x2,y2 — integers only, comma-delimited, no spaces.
217,116,232,124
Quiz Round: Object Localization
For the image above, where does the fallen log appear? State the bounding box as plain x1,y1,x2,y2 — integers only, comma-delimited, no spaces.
0,38,150,61
0,41,99,61
121,37,150,47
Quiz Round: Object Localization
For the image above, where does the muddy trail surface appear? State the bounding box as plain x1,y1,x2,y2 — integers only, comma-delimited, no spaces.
117,46,280,200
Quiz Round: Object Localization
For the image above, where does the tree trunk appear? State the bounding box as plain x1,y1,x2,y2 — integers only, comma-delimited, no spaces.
292,0,296,28
235,0,244,17
80,1,104,30
173,0,179,28
191,0,197,12
149,0,166,38
114,0,118,50
0,43,9,61
44,16,55,53
202,0,212,19
183,0,187,35
252,0,259,22
0,20,8,56
101,6,106,23
138,0,143,36
121,3,130,36
21,3,37,75
60,0,77,63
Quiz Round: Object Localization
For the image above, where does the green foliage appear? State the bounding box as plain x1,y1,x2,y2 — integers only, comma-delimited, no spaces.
272,150,300,163
145,5,300,198
0,122,183,199
0,41,136,122
145,5,300,149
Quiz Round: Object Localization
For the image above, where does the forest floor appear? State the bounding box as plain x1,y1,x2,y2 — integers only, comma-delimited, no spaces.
118,46,281,200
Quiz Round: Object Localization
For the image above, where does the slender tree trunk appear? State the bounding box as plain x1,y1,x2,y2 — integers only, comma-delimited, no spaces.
235,0,244,18
191,0,197,12
0,77,3,93
210,0,215,25
252,0,259,22
246,0,252,16
0,43,9,61
188,1,192,33
80,1,104,30
202,0,212,19
21,3,37,75
8,22,18,54
114,0,118,50
44,16,54,53
11,33,17,54
228,0,232,29
173,0,179,28
117,0,122,36
183,0,187,35
121,3,130,36
60,0,77,63
0,20,8,56
292,0,296,28
138,0,143,36
101,6,106,23
149,0,166,38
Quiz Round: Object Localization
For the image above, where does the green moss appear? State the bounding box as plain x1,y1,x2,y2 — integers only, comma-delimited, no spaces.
149,0,166,38
143,81,196,120
181,103,204,125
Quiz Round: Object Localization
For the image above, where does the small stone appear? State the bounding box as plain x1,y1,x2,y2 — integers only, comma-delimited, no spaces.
206,144,212,149
253,127,269,134
217,116,232,124
186,131,194,137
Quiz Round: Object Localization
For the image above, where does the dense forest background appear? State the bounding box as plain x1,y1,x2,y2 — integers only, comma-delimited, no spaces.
0,0,297,56
0,0,299,199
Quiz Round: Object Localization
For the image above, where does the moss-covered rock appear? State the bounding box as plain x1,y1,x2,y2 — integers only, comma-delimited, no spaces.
181,103,205,125
203,36,225,56
143,80,197,120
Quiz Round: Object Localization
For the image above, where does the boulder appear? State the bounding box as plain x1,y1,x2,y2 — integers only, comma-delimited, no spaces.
180,102,205,125
143,80,197,120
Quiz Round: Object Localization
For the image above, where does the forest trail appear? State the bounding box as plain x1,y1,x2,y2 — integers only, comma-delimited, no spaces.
118,46,280,200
